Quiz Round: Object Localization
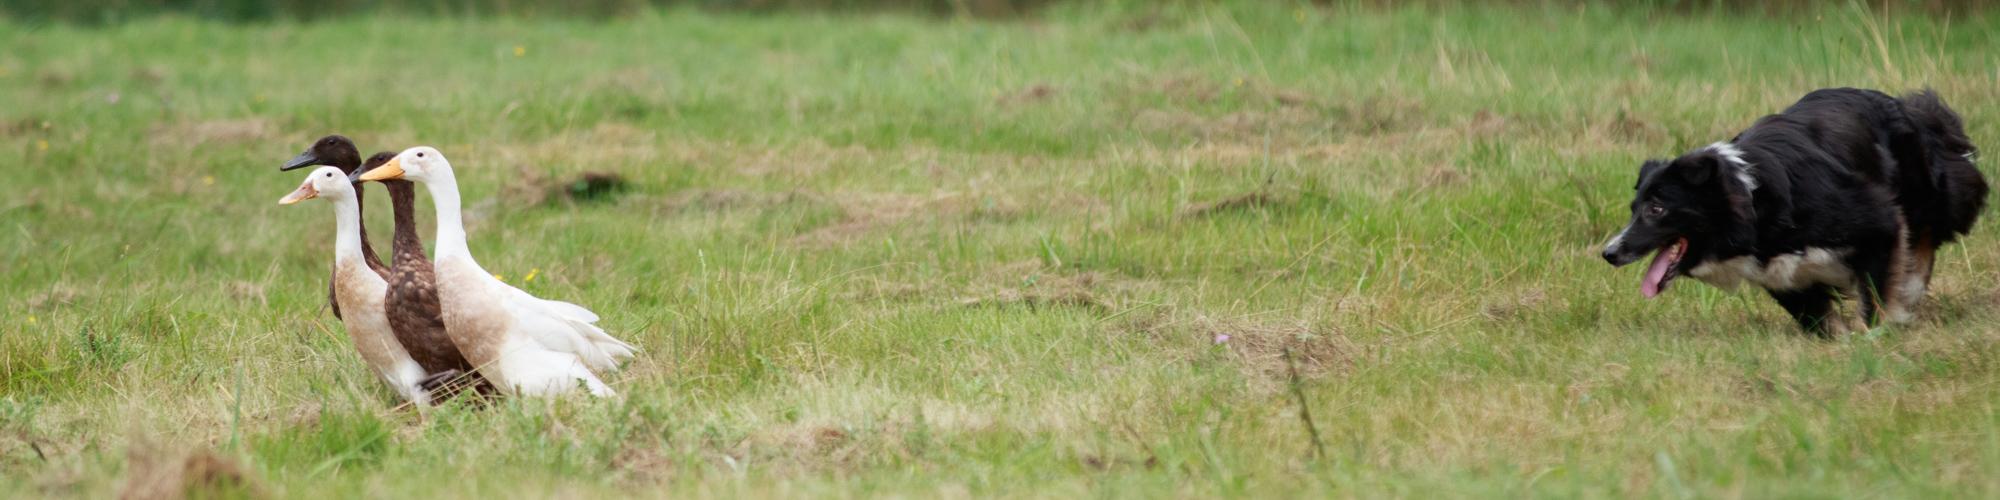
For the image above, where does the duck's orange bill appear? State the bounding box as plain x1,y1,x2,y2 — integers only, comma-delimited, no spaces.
278,180,318,205
356,157,405,182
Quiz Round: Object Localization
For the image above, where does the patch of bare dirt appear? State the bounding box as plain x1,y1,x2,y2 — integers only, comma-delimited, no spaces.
957,261,1128,311
1420,163,1466,189
1336,96,1424,134
997,84,1058,106
610,442,677,484
118,445,263,500
1466,109,1508,137
1204,316,1353,377
1079,452,1158,471
729,421,889,474
25,284,82,310
1604,110,1666,143
1123,312,1353,378
1152,75,1222,104
483,122,664,186
502,168,631,206
1481,287,1553,321
789,192,936,247
226,281,267,306
130,66,167,86
36,69,72,89
0,117,49,138
1179,190,1290,219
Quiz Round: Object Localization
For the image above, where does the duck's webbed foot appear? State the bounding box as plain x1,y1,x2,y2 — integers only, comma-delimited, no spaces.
417,369,475,397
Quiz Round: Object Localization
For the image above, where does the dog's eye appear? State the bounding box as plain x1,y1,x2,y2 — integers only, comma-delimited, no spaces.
1645,204,1666,217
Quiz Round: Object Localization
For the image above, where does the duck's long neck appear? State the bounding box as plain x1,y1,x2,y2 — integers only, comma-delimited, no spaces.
352,186,386,271
385,180,428,266
423,168,472,262
331,195,365,267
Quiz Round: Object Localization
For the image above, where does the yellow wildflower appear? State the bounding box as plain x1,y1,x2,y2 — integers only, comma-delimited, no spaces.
493,274,506,282
513,46,526,57
202,175,216,186
36,140,49,151
524,268,540,282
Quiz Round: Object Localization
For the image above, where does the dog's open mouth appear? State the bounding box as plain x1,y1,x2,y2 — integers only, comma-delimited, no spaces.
1641,237,1689,299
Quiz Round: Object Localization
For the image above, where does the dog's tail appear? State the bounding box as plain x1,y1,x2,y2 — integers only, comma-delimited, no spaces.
1898,89,1988,242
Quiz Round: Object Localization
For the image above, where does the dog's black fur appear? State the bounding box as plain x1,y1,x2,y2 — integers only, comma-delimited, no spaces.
1602,88,1986,336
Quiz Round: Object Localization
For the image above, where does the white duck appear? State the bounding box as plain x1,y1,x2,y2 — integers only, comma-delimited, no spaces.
280,166,432,405
357,147,634,397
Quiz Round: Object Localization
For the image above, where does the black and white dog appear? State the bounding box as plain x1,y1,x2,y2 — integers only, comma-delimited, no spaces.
1602,88,1987,336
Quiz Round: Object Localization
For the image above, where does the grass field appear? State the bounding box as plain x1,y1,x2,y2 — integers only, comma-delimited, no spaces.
5,2,2000,497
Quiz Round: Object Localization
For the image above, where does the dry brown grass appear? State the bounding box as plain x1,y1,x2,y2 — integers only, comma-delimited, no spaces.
956,261,1117,311
1179,190,1289,219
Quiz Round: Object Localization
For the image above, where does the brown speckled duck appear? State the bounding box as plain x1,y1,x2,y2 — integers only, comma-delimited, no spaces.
286,136,487,397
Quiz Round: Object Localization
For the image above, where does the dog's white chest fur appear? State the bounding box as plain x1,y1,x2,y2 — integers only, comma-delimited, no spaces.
1687,247,1854,291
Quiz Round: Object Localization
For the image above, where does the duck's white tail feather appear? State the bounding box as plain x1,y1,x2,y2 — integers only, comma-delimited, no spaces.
489,338,616,397
566,320,636,371
495,280,637,373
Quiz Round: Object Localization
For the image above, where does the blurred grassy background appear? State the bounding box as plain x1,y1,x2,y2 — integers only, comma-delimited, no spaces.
5,0,2000,498
1,0,1993,23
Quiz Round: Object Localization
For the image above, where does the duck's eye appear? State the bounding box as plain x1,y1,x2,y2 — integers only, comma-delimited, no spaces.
325,172,333,177
416,152,426,158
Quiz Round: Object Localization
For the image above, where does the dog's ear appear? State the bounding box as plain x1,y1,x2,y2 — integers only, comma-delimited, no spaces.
1635,159,1666,190
1676,155,1717,185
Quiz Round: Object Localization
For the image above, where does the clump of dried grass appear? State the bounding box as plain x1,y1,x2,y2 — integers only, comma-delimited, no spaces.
958,262,1115,311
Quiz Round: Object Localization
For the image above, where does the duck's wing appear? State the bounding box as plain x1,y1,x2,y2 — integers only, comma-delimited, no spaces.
502,283,600,323
500,283,635,354
491,280,635,373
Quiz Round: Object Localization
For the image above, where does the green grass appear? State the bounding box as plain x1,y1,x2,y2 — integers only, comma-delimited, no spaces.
5,2,2000,497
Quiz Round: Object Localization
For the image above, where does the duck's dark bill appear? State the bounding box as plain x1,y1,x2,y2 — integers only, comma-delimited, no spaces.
281,150,322,171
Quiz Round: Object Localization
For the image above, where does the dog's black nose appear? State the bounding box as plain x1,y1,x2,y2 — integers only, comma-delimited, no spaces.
1602,247,1619,264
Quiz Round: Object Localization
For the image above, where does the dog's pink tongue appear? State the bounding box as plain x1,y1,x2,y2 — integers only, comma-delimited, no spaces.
1640,245,1677,299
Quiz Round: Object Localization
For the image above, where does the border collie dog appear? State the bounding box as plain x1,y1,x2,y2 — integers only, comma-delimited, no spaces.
1602,88,1987,336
